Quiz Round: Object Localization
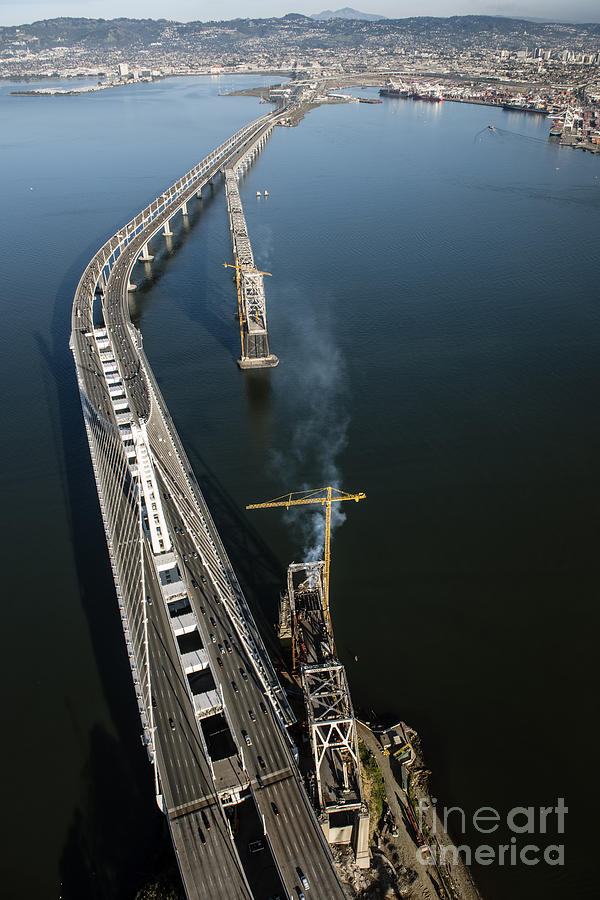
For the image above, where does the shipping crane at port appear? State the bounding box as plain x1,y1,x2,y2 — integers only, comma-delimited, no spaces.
222,260,272,358
246,486,366,624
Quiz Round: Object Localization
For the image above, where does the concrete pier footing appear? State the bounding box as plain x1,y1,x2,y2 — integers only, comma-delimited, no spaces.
237,354,279,370
353,808,371,869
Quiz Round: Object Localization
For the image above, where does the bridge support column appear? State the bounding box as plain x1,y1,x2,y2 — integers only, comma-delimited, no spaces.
181,201,188,216
139,242,153,262
163,220,173,237
196,186,202,199
127,280,137,292
353,807,371,869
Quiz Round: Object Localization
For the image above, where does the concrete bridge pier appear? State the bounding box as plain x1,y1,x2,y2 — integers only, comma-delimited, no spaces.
196,185,202,199
181,200,188,216
139,242,153,262
127,279,137,292
163,219,173,237
353,806,371,869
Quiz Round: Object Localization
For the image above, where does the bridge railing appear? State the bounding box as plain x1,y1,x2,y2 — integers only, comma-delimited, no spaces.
72,110,278,324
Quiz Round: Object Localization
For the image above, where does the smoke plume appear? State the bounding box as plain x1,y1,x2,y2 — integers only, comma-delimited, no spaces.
271,298,350,562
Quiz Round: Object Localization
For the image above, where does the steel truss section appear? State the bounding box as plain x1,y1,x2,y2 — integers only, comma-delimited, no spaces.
301,661,363,810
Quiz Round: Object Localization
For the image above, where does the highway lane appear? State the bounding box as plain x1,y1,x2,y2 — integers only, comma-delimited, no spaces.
142,542,254,900
158,483,295,784
257,777,347,900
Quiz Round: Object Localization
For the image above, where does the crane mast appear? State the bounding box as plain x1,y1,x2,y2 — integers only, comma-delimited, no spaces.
246,486,366,622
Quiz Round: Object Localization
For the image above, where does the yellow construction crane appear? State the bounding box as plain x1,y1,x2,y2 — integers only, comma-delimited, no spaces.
222,260,272,359
246,487,366,621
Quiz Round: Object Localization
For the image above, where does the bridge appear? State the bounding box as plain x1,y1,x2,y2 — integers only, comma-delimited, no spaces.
70,103,346,900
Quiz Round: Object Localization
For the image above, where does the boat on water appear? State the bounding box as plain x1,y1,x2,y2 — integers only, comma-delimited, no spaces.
502,98,550,115
379,79,410,98
549,120,564,137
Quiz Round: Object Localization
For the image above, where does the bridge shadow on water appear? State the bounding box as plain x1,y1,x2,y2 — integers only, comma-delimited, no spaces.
58,725,179,900
37,251,180,897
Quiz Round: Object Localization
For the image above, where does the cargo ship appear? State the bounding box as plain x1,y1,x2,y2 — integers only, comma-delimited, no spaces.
379,80,410,98
503,96,551,115
549,119,564,137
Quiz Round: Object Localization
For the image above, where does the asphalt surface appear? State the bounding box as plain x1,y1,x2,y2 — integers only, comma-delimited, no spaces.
71,105,347,900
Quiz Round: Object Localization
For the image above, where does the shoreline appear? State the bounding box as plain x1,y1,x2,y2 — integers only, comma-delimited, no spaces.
351,720,483,900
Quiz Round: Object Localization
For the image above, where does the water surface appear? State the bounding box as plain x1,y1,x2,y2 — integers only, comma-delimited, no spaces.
1,78,597,899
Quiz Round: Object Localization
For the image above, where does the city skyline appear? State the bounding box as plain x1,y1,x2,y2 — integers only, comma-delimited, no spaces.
2,1,600,27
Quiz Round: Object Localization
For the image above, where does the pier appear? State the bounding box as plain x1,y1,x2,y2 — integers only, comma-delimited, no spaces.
224,122,278,369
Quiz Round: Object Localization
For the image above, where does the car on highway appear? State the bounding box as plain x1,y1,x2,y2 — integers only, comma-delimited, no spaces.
248,709,256,721
296,869,309,891
198,828,206,844
218,644,225,654
258,755,266,769
232,681,239,693
201,575,207,584
224,640,232,653
200,605,206,615
217,657,223,668
271,802,279,815
240,668,248,680
260,702,267,714
296,890,305,900
248,840,264,853
168,717,176,731
210,634,216,643
191,578,198,588
210,617,216,627
242,730,252,746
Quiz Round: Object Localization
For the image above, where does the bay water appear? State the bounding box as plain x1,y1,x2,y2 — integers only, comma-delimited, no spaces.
1,75,598,899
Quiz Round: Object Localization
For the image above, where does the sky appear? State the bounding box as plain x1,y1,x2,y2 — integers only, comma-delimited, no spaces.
1,1,599,27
